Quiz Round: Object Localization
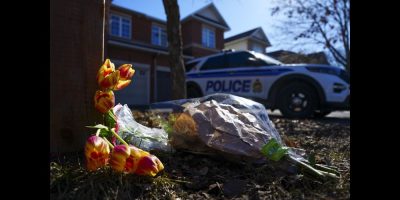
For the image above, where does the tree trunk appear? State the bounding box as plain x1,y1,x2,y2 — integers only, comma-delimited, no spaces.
162,0,187,100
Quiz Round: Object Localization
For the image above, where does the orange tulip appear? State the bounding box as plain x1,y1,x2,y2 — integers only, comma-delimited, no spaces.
114,64,135,91
94,90,115,113
135,154,164,177
110,145,164,176
118,64,135,80
109,145,131,172
97,59,120,90
85,136,110,171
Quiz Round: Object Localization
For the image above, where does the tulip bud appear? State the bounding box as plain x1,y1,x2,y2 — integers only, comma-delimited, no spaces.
135,154,164,177
97,59,120,90
109,145,131,172
109,145,164,176
114,64,135,91
118,64,135,80
94,90,115,113
85,135,110,171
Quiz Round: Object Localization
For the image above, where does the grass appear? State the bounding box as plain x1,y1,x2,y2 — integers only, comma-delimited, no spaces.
50,114,350,200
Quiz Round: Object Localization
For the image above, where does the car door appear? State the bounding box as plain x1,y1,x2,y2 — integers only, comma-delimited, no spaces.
196,52,260,98
224,52,270,98
197,54,230,95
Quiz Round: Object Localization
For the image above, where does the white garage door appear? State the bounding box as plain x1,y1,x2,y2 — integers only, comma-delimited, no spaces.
113,61,150,106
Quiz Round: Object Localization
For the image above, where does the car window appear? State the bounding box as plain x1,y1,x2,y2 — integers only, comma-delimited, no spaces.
226,52,252,68
226,52,267,68
253,52,283,65
200,55,227,71
185,61,199,72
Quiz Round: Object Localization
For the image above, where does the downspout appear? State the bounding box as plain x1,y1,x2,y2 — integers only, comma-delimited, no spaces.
150,53,159,103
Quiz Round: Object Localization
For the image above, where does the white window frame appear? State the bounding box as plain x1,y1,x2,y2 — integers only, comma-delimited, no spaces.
151,24,167,47
202,25,216,49
110,14,131,39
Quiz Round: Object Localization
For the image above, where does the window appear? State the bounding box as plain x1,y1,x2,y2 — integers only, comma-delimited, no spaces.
151,24,167,46
253,52,283,65
252,43,264,53
110,14,131,39
226,52,267,68
185,61,200,72
201,55,226,71
202,26,215,48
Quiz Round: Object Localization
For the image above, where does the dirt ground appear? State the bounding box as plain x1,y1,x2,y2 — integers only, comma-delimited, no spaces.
50,112,350,200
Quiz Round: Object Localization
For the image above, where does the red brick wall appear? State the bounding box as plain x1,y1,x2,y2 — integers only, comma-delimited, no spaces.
184,46,219,58
108,46,152,63
182,20,193,45
215,28,224,50
111,6,167,44
107,45,169,67
51,0,106,152
182,18,224,58
109,8,225,58
132,14,152,43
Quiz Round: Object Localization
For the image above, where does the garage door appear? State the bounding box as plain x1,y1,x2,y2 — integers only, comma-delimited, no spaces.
113,61,150,106
156,66,172,102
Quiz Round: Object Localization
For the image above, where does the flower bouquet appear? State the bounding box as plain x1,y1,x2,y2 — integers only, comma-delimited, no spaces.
84,59,164,176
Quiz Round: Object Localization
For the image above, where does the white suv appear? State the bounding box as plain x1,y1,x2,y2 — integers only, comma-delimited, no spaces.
185,50,349,118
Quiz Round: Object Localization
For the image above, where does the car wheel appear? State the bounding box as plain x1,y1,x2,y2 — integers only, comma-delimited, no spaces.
277,82,318,118
187,84,202,98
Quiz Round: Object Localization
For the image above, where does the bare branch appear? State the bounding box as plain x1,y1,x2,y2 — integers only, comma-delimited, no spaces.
270,0,349,70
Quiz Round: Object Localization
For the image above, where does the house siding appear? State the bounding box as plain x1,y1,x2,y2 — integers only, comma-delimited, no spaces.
107,4,228,105
225,40,248,51
248,39,267,53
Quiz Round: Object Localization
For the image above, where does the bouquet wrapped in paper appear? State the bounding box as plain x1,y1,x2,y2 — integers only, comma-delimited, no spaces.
149,93,340,181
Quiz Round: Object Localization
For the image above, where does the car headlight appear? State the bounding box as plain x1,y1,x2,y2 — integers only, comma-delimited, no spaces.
333,83,347,93
306,66,349,84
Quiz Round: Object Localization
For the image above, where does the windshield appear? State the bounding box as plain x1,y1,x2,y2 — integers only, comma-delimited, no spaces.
252,52,284,65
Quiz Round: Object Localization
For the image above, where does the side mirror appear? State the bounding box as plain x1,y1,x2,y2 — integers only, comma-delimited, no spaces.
248,57,257,61
248,57,263,66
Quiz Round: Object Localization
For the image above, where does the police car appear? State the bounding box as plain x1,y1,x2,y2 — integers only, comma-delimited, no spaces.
185,50,350,118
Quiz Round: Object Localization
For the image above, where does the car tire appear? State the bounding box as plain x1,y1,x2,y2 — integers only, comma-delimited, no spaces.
187,84,202,98
313,110,331,118
277,82,318,118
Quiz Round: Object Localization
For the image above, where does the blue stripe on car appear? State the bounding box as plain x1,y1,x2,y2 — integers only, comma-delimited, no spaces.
186,68,293,78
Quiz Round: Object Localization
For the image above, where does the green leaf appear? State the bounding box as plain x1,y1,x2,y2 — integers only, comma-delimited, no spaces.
86,124,109,130
86,124,112,138
99,129,112,138
261,138,289,161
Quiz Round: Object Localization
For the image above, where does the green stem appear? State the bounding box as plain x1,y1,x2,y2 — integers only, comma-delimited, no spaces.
314,164,340,176
102,137,114,149
95,129,101,136
111,128,128,146
162,177,192,184
287,156,340,181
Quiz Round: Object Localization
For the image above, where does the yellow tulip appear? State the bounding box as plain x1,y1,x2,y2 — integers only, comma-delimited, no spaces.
85,136,110,171
94,90,115,113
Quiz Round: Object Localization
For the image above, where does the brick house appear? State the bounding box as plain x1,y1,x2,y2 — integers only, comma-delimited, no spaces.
224,27,271,54
106,3,230,106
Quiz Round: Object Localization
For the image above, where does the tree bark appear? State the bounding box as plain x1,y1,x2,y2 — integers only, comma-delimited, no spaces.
162,0,187,99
